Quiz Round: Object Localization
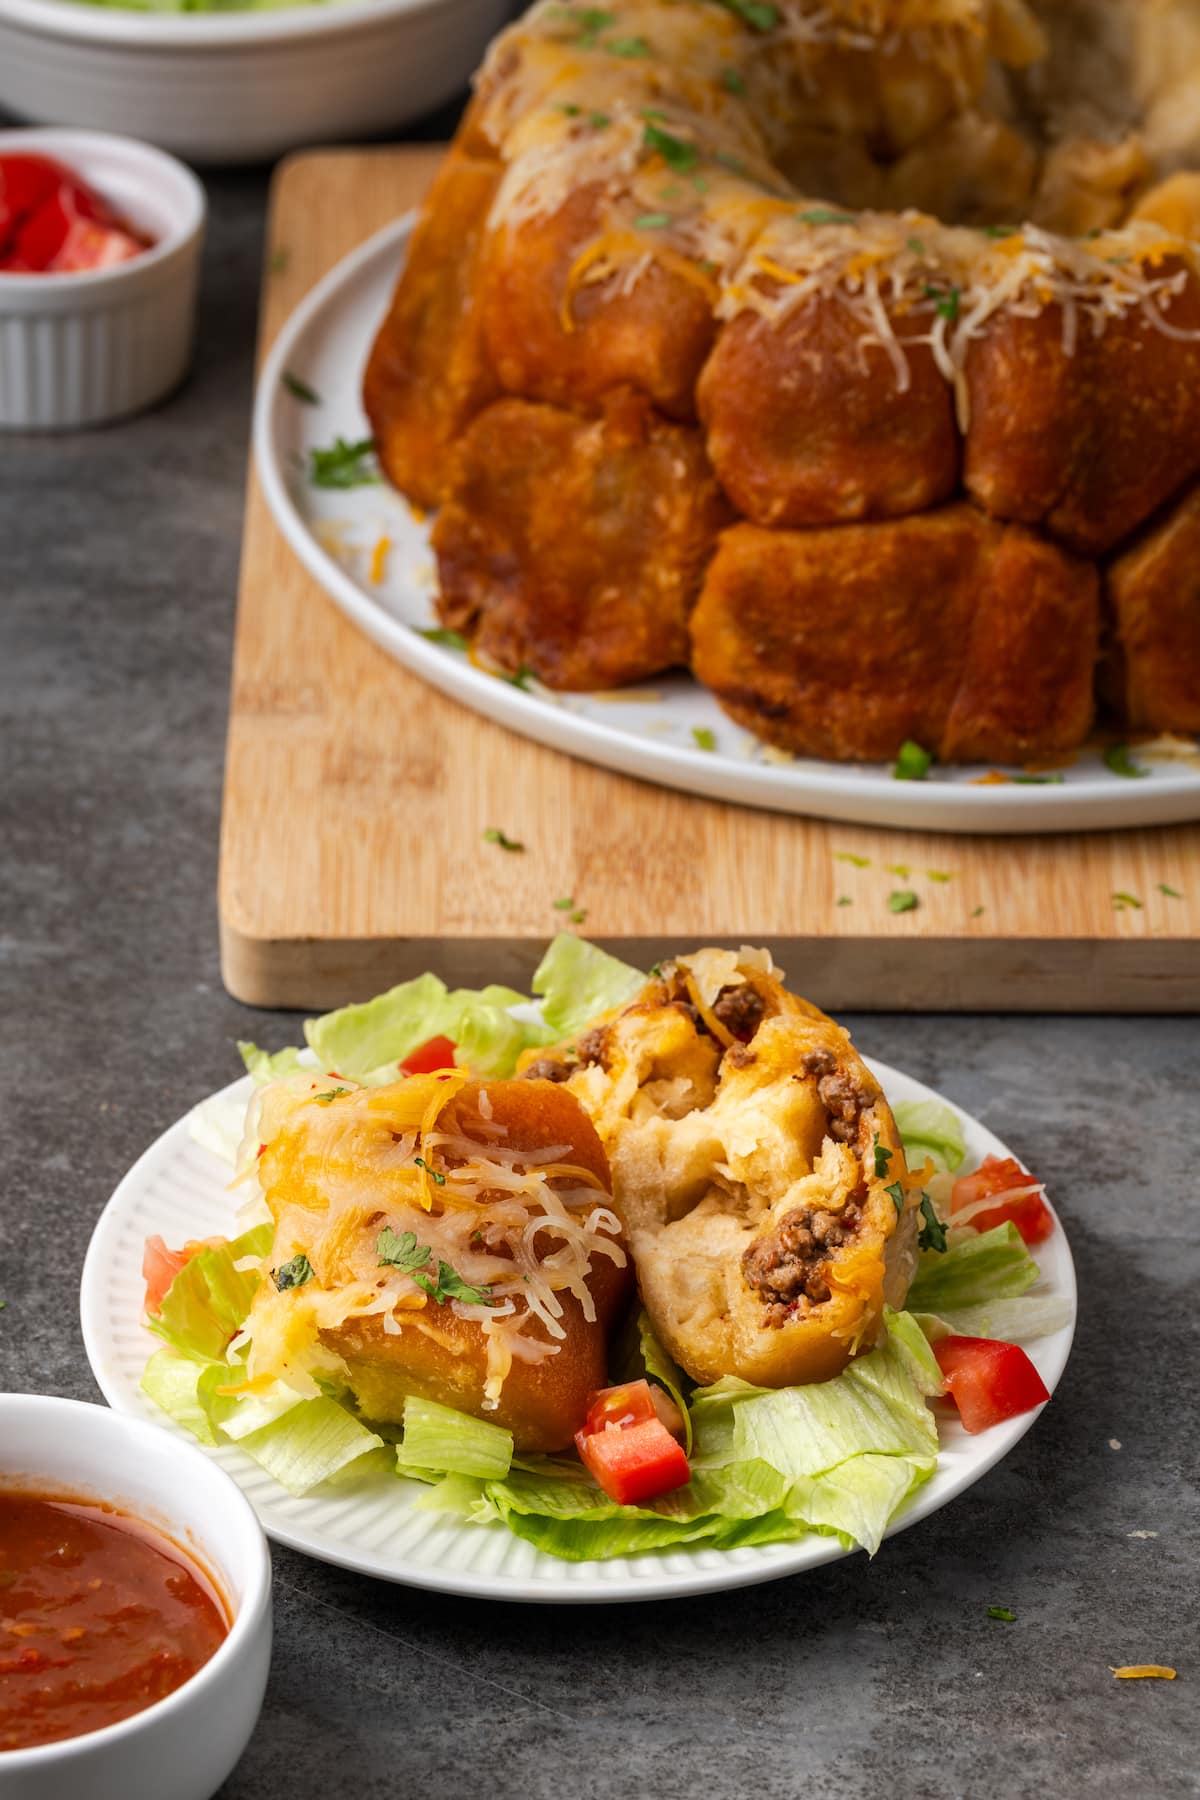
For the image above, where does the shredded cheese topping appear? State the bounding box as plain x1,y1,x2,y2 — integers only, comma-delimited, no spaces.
231,1072,625,1410
468,0,1199,411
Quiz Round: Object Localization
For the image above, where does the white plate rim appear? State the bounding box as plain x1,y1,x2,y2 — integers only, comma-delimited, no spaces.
251,214,1200,838
81,1056,1077,1604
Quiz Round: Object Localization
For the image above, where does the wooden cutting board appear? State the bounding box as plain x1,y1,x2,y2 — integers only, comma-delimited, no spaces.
219,147,1200,1012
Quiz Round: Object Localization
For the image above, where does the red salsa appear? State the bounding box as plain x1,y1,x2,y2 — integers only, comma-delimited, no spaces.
0,155,151,275
0,1490,229,1751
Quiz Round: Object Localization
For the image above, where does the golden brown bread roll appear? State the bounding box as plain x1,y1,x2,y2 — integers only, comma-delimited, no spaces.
1105,483,1200,737
963,255,1200,555
241,1072,631,1453
432,390,730,689
519,949,920,1388
362,151,501,510
689,506,1098,762
697,289,959,527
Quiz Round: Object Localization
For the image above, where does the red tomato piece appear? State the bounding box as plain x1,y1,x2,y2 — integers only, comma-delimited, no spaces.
398,1035,457,1075
951,1154,1054,1245
576,1415,691,1506
584,1379,659,1437
0,155,65,254
142,1236,198,1315
934,1335,1050,1434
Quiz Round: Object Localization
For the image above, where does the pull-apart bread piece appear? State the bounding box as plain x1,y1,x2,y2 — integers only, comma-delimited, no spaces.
1105,484,1200,737
236,1072,631,1452
432,390,731,689
520,949,920,1388
690,507,1098,762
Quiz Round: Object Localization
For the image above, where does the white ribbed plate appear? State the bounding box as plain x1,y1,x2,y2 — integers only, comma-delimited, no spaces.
82,1059,1076,1602
252,216,1200,836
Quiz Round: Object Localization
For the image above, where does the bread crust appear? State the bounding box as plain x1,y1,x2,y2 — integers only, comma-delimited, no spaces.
520,951,922,1388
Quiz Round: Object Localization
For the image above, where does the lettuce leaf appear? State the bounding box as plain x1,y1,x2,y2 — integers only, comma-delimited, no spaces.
532,934,646,1039
915,1294,1072,1345
147,1224,273,1362
140,1349,220,1446
412,1312,941,1561
238,1041,305,1085
907,1222,1039,1312
614,1307,694,1454
396,1396,513,1481
893,1099,967,1172
234,1398,385,1497
302,975,549,1081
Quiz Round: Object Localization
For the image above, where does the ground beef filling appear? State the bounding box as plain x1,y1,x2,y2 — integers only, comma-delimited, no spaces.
712,983,766,1041
520,1024,611,1084
521,1058,571,1082
800,1045,869,1144
741,1201,862,1326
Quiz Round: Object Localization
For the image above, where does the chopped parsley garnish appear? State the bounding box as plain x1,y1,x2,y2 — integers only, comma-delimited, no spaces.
313,1087,350,1104
888,891,919,914
378,1227,496,1306
634,212,673,230
644,122,698,171
553,895,577,910
605,34,652,56
548,5,613,40
269,246,290,274
984,224,1017,239
836,895,852,906
886,1180,905,1220
888,863,911,878
970,904,985,918
377,1228,432,1271
508,665,535,690
874,1139,893,1178
918,1192,948,1253
987,1606,1016,1623
721,66,746,93
590,110,612,128
560,102,581,115
927,869,953,883
799,207,855,226
714,0,779,32
894,739,932,781
1103,743,1148,779
1112,891,1143,911
308,435,378,489
834,852,870,867
692,725,717,751
414,1155,447,1186
924,282,961,322
419,626,469,650
1158,883,1183,898
275,1254,314,1291
1012,773,1064,785
282,370,320,405
483,827,525,852
906,236,926,257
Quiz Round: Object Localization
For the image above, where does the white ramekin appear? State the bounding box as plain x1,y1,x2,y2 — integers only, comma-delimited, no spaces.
0,1393,271,1800
0,127,206,431
0,0,510,165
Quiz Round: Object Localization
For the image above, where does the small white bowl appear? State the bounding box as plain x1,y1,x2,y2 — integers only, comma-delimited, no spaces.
0,1393,271,1800
0,0,510,165
0,127,206,430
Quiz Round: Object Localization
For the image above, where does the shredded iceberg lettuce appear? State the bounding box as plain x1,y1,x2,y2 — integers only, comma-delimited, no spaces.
893,1098,967,1172
532,935,646,1039
302,974,549,1082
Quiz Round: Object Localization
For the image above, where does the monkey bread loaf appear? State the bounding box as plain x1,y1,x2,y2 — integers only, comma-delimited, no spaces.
364,0,1200,763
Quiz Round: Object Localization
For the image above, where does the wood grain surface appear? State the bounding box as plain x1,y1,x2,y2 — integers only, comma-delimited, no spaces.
219,147,1200,1013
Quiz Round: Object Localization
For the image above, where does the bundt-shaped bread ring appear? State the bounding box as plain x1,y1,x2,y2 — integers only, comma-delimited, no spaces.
364,0,1200,760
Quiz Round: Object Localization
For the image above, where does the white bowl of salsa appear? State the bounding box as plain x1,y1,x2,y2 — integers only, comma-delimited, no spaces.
0,0,510,165
0,1393,271,1800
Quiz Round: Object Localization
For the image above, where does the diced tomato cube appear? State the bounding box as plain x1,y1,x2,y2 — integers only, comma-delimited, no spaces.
576,1415,691,1506
951,1155,1054,1245
584,1379,659,1437
934,1335,1051,1434
399,1035,458,1076
142,1235,197,1315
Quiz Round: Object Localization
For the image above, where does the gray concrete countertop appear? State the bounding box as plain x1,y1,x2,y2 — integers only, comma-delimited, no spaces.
1,155,1196,1800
